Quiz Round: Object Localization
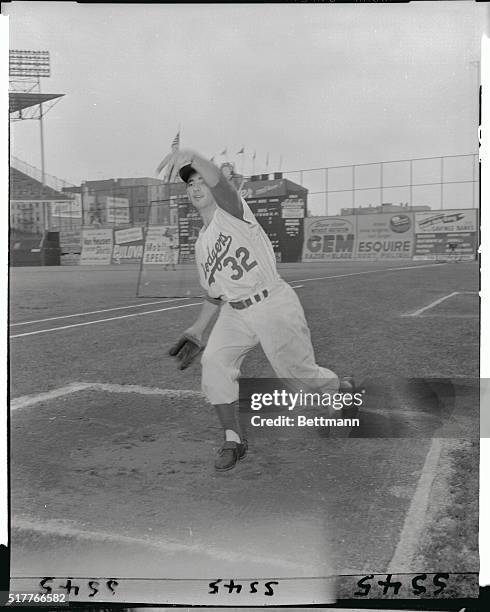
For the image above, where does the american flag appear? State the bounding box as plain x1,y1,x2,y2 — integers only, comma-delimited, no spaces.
155,130,181,179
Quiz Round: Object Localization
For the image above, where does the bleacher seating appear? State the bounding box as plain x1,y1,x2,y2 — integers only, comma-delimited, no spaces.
10,167,68,201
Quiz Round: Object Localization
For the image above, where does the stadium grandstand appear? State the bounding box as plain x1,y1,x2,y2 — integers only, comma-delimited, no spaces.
9,49,78,265
9,158,80,266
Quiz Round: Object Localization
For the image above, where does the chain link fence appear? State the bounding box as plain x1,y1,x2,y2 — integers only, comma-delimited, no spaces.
282,153,478,217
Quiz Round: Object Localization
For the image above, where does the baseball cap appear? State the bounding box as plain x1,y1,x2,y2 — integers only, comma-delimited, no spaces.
179,164,197,184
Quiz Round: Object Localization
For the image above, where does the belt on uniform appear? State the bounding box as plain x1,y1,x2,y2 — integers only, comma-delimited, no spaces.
229,289,269,310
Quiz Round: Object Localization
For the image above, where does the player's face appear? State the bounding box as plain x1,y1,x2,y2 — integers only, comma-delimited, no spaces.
186,173,216,210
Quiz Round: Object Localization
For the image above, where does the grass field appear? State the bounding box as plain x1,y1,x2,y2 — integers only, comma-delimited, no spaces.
9,259,480,600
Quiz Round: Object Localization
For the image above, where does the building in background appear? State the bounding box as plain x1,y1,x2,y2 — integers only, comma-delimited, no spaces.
340,203,431,216
71,177,168,227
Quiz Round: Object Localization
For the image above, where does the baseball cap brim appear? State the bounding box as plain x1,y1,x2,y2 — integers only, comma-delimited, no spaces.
179,164,197,184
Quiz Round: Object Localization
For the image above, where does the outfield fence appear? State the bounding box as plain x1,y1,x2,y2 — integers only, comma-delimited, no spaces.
9,153,479,265
282,153,479,217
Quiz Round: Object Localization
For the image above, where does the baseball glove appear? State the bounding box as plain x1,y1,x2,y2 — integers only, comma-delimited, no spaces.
169,332,205,370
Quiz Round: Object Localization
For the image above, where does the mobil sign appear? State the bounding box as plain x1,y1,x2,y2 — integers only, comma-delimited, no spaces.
303,216,356,260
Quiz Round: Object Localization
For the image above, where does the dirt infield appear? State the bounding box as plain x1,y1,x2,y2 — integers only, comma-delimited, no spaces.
8,260,479,593
11,386,434,578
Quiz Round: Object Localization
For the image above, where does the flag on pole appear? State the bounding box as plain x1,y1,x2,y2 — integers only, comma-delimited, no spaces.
252,150,256,160
265,152,269,169
220,147,227,156
155,130,181,181
236,147,245,155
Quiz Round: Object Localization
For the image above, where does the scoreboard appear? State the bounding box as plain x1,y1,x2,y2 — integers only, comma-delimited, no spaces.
247,199,282,257
243,179,306,262
175,176,307,263
177,200,202,262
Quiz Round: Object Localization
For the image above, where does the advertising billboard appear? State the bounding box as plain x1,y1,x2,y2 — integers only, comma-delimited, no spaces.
302,216,356,261
142,226,178,265
414,209,477,234
355,213,414,259
112,226,144,263
80,228,113,265
414,209,478,261
50,197,82,218
106,196,130,225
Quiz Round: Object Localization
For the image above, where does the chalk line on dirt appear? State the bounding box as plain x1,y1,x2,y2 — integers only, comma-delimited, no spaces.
385,438,443,573
10,382,205,411
11,517,304,572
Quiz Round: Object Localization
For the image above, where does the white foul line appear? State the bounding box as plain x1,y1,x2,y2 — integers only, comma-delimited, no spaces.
12,285,305,327
292,262,448,284
386,439,443,573
11,517,304,571
402,291,478,317
10,297,189,326
9,302,202,339
9,265,463,338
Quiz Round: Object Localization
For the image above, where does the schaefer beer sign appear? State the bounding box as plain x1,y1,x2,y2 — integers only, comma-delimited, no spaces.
303,217,356,260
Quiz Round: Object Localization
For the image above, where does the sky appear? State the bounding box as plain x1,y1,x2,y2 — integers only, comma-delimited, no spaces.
4,1,489,214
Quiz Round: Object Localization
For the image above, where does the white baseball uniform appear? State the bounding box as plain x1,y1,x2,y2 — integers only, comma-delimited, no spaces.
195,199,339,405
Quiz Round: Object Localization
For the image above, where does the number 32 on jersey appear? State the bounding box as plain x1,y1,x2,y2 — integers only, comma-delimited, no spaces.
222,246,257,280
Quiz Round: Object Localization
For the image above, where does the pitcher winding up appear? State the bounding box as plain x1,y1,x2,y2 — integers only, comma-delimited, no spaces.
167,149,360,471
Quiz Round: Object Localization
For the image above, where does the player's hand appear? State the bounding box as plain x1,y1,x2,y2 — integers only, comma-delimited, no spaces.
173,148,198,170
168,331,205,370
155,148,196,178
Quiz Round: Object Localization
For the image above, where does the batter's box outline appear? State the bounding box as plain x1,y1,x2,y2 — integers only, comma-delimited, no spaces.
401,291,479,318
10,382,204,412
10,380,467,576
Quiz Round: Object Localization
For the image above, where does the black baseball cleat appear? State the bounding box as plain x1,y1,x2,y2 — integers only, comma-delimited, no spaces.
214,439,248,472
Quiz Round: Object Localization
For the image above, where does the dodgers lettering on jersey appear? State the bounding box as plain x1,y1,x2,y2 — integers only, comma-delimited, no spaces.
195,199,280,301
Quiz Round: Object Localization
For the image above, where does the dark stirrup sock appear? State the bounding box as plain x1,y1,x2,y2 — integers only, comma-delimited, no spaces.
213,402,242,441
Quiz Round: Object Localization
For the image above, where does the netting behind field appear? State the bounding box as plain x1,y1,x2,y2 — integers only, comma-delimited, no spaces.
136,188,205,298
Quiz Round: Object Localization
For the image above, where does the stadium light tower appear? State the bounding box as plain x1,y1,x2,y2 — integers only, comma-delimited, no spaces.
9,50,64,193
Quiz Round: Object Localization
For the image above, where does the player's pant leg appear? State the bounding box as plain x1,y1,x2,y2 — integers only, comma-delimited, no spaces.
249,281,340,394
201,304,259,405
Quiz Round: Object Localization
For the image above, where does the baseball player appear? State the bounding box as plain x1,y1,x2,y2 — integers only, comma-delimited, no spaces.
162,233,177,271
168,149,358,471
447,240,459,263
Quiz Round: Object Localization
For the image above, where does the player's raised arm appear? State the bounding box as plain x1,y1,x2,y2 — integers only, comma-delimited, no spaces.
177,149,244,219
